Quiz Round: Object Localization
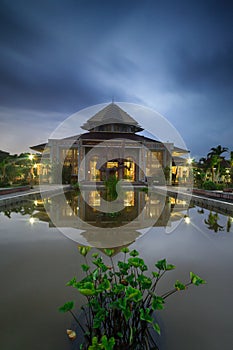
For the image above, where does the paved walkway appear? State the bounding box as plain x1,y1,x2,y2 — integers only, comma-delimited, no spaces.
0,185,71,207
0,184,233,215
154,186,233,214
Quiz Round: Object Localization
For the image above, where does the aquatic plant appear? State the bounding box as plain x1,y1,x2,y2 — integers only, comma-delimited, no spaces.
59,246,206,350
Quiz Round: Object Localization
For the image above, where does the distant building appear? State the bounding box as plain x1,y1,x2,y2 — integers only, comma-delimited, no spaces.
31,103,190,185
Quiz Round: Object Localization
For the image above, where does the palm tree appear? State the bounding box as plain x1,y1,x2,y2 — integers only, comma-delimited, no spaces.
207,145,228,182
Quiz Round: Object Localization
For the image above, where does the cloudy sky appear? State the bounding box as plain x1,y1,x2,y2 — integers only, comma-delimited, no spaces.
0,0,232,160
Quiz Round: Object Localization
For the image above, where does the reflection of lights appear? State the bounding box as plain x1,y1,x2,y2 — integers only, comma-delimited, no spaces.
76,206,79,210
184,216,191,224
34,200,38,206
29,217,35,225
150,199,160,205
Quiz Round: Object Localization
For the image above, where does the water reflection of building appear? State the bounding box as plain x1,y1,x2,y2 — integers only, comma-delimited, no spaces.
31,103,190,185
30,190,188,248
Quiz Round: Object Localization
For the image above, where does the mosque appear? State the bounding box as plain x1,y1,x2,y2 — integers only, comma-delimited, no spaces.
31,103,190,185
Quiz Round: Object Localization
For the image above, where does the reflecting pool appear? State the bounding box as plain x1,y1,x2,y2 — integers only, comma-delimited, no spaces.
0,190,233,350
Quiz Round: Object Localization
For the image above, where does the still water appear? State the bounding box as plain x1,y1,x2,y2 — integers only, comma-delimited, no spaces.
0,190,233,350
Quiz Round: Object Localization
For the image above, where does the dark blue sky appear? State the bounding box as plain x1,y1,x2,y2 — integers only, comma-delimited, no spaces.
0,0,232,159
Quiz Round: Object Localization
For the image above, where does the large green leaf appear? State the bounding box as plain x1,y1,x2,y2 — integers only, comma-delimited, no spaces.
66,277,76,286
76,281,96,296
126,286,143,302
121,247,129,254
93,257,108,272
190,272,206,286
96,278,111,292
104,248,115,257
58,301,74,313
128,257,145,268
155,259,175,271
81,264,90,272
111,297,127,311
78,245,91,257
101,335,115,350
175,280,186,291
118,261,130,273
112,283,125,294
153,322,161,335
123,306,131,321
152,296,165,310
155,258,167,270
129,249,139,257
88,337,102,350
137,274,152,289
140,308,153,323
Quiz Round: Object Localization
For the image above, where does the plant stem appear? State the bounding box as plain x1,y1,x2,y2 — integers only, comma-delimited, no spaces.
69,309,87,335
161,282,192,299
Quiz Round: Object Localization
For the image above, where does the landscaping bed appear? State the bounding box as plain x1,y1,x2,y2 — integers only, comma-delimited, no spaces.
0,185,31,195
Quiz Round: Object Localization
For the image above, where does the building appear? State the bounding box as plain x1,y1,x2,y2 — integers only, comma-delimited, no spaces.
31,103,190,185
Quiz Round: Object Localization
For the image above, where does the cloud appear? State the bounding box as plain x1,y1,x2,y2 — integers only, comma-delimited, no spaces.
0,0,232,157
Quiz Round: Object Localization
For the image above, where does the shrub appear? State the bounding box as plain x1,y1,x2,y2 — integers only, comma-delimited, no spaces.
203,181,217,190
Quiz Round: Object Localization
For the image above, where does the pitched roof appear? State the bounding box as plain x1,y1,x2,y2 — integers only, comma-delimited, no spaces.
79,131,161,144
81,103,143,131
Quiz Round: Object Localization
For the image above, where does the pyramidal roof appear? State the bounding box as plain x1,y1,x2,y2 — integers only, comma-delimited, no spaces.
81,103,143,132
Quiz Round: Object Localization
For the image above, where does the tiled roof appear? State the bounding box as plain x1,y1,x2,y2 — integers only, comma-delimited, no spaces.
79,131,161,144
81,103,143,131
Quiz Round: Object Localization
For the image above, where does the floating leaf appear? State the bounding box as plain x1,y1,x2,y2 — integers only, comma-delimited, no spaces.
66,329,76,340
